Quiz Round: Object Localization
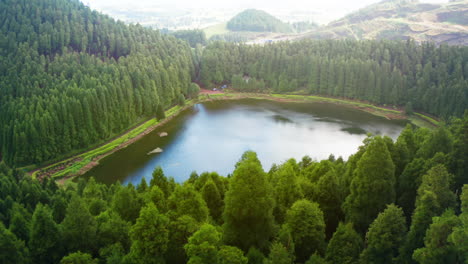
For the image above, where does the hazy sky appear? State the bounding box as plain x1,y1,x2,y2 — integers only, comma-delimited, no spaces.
83,0,450,24
85,0,448,9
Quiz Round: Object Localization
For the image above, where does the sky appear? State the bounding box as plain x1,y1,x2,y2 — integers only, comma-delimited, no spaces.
83,0,450,25
85,0,448,9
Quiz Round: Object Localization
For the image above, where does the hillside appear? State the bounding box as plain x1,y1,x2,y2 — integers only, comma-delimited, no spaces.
226,9,293,33
302,0,468,45
0,0,195,167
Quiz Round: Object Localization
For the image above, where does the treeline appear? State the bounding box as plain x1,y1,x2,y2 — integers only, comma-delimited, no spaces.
0,113,467,264
227,9,293,33
0,0,196,166
169,30,207,48
200,40,468,118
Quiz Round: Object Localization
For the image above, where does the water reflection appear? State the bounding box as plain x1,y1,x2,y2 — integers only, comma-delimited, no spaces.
84,99,407,185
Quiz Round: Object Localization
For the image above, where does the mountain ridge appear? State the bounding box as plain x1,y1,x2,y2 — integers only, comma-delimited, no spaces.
301,0,468,45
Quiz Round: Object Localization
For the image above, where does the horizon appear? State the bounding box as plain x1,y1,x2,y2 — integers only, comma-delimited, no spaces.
83,0,450,26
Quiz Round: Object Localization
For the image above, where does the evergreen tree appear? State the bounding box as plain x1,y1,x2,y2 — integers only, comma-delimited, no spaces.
185,224,221,264
223,151,275,252
60,251,98,264
325,223,362,264
29,204,61,264
61,195,97,254
360,204,407,264
129,203,169,264
285,199,326,263
0,222,29,264
412,210,460,264
343,136,396,233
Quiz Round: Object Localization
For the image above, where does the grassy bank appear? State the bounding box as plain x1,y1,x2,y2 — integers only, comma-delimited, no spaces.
32,92,439,182
32,101,195,181
201,92,438,127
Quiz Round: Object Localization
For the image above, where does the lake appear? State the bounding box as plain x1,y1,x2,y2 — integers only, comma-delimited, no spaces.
84,99,407,184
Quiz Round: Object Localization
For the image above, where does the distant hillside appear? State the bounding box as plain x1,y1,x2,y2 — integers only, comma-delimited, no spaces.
227,9,293,33
302,0,468,45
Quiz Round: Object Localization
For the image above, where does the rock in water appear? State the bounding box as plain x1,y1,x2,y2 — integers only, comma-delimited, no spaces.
147,147,163,155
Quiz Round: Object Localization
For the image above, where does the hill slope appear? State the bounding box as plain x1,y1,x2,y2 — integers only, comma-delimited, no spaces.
226,9,292,33
0,0,194,166
302,0,468,45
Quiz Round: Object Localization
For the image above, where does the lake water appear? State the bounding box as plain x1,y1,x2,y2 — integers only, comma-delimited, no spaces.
84,99,407,184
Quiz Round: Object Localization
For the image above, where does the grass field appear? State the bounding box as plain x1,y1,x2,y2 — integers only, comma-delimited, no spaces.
203,22,229,38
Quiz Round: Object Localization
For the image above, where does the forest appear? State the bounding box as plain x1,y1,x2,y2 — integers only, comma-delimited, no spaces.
0,113,467,264
226,9,293,33
200,41,468,119
1,0,467,169
0,0,467,263
0,0,196,167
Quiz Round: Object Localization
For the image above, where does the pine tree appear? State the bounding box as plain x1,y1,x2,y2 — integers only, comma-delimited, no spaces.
29,204,61,264
129,203,169,264
360,204,407,264
285,199,326,263
223,151,275,252
343,136,396,233
326,223,362,264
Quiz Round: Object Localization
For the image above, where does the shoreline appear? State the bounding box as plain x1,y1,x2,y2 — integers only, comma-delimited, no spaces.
30,92,439,184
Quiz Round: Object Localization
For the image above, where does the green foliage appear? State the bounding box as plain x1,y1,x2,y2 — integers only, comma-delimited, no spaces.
0,0,193,167
170,29,207,48
201,178,224,223
246,247,265,264
0,93,466,264
405,101,414,115
200,41,467,118
8,202,31,242
60,251,98,264
223,151,275,251
448,185,468,263
265,242,295,264
412,210,461,264
285,199,326,263
156,104,167,120
227,9,292,33
129,203,169,264
218,245,248,264
29,203,61,264
0,222,29,264
188,83,201,99
185,224,222,264
360,204,407,264
326,223,362,264
178,94,186,106
111,186,142,223
165,215,200,264
95,210,131,253
305,253,329,264
168,184,209,222
343,136,396,233
272,160,303,224
61,195,97,254
150,166,171,197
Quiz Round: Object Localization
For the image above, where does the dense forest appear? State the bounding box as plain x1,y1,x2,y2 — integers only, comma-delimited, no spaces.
168,30,207,48
226,9,293,33
0,113,467,264
1,0,467,169
0,0,196,167
0,1,467,263
200,41,468,118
